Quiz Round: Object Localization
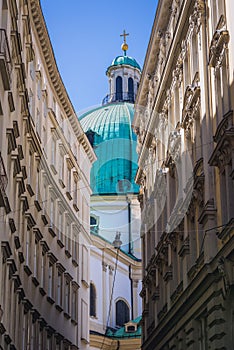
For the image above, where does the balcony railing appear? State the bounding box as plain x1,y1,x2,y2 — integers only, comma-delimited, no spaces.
102,91,136,105
0,28,12,90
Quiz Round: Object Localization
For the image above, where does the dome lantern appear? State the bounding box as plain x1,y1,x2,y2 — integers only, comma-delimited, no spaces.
103,31,141,105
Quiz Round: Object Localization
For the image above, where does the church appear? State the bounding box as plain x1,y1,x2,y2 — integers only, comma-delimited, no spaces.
79,33,142,349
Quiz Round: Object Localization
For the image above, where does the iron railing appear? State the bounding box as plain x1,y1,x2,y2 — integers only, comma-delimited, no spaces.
102,92,136,105
0,28,12,79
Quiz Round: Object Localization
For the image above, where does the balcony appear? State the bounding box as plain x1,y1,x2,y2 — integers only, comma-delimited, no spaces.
102,91,136,105
0,29,12,90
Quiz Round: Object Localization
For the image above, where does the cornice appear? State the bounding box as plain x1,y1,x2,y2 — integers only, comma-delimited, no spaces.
28,0,96,164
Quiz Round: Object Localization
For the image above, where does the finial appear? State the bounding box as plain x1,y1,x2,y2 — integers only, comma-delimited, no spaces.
120,29,129,56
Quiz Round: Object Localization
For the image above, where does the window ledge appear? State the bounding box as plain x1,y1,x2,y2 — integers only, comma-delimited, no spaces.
32,276,40,287
24,264,32,276
47,296,55,305
50,164,57,175
55,304,63,312
57,238,64,248
66,191,72,201
64,312,71,320
71,318,78,326
39,287,46,296
59,178,65,188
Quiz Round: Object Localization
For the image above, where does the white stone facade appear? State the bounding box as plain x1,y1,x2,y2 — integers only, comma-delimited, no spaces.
0,0,95,349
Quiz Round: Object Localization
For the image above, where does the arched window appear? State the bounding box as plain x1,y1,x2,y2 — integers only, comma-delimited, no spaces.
128,77,134,102
116,76,123,101
116,299,130,327
90,283,96,317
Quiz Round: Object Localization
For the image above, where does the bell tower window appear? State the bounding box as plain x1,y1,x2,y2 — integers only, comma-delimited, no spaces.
128,77,134,102
116,76,123,101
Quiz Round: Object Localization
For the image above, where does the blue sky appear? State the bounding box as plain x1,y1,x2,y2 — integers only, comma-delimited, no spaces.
40,0,158,113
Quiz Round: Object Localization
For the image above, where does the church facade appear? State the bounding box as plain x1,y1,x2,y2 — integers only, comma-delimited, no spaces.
0,0,95,349
80,36,142,349
134,0,234,349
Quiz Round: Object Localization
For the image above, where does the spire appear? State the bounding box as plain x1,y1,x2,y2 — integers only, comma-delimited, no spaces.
120,29,129,56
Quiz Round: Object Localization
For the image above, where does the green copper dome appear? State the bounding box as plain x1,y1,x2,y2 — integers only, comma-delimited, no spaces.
107,55,141,73
79,102,139,195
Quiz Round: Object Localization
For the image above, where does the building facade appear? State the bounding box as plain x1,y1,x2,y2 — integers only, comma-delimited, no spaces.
134,0,234,349
0,0,95,349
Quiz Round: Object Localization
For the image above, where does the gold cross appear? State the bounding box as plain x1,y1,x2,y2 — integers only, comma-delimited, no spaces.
120,30,129,44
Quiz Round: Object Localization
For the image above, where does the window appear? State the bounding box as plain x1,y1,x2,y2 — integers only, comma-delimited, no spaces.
57,270,63,307
43,97,47,118
73,178,78,208
81,299,88,341
128,77,134,102
116,76,123,100
90,283,96,317
64,278,70,315
36,109,41,137
82,245,88,286
41,251,45,289
116,300,130,327
37,79,41,100
71,282,79,322
28,150,34,187
29,89,34,119
50,197,55,227
52,97,56,114
33,239,38,278
58,210,63,242
30,61,35,80
51,137,56,167
48,262,54,298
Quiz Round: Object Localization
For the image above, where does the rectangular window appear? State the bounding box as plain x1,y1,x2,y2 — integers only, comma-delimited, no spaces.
59,153,64,181
52,97,56,114
48,262,54,298
41,252,45,289
73,179,78,206
33,240,38,277
57,270,62,307
51,138,56,167
36,109,41,138
58,211,63,242
71,283,78,321
37,79,41,100
64,279,70,314
82,245,88,285
81,299,88,341
43,98,47,118
50,197,54,226
67,168,71,192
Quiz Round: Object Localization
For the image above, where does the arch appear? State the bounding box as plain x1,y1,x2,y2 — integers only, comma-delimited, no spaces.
90,282,97,317
116,76,123,101
128,77,134,102
115,298,130,327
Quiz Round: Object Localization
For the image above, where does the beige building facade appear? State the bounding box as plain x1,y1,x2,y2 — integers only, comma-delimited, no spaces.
0,0,96,349
134,0,234,349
